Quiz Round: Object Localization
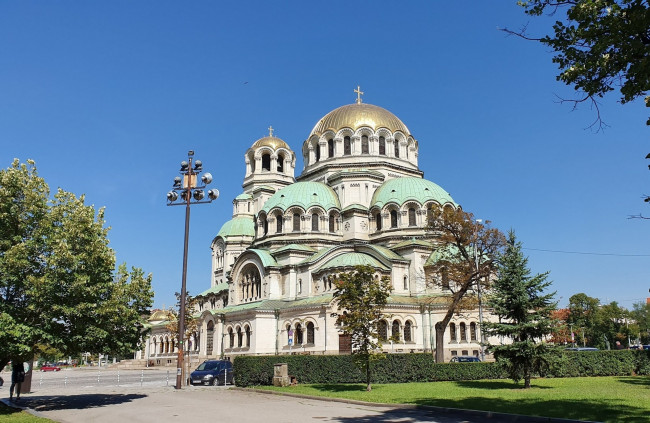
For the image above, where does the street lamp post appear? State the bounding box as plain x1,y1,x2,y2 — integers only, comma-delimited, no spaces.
167,150,219,390
474,219,486,362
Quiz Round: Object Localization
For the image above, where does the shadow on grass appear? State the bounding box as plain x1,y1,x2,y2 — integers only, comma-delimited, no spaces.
308,384,368,393
19,393,147,412
616,376,650,387
453,380,552,390
410,397,649,423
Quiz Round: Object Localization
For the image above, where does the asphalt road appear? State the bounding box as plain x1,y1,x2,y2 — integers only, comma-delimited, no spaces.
0,368,576,423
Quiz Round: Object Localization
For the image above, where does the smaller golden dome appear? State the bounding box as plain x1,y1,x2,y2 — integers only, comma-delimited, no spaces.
252,136,290,150
148,309,173,322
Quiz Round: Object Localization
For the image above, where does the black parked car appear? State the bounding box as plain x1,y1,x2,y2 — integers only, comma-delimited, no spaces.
190,360,233,386
450,355,481,363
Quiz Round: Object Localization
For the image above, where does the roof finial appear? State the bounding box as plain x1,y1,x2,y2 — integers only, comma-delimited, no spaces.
354,85,364,104
268,125,274,137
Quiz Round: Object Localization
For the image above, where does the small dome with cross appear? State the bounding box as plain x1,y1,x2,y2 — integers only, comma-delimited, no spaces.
252,126,290,150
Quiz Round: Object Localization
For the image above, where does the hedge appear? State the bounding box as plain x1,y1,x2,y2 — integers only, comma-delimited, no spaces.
233,350,650,387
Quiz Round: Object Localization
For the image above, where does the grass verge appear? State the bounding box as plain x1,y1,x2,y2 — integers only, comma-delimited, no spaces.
258,376,650,423
0,402,53,423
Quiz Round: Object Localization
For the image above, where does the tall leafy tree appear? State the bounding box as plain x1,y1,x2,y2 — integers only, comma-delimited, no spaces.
484,230,557,389
567,292,601,346
0,159,153,370
631,301,650,344
331,265,392,392
426,204,506,363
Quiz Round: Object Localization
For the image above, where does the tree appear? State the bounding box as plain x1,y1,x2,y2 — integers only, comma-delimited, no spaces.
331,265,392,392
567,292,601,346
483,230,557,389
630,301,650,344
426,204,506,363
0,159,154,370
510,0,650,129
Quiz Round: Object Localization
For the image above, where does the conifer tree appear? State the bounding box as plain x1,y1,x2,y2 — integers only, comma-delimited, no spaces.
484,230,557,388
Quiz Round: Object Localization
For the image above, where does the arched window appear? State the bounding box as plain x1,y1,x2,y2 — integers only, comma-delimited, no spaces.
307,322,315,344
377,320,388,341
390,210,398,228
262,154,271,171
376,213,382,230
229,328,235,348
295,323,303,345
237,327,243,347
245,325,251,347
311,213,319,231
344,136,351,155
404,321,412,342
441,267,450,289
450,323,457,342
263,218,268,236
327,139,334,158
391,320,400,340
287,324,292,344
298,278,302,294
379,136,386,155
293,213,301,231
460,322,467,341
315,143,321,162
206,321,214,356
408,208,416,226
159,340,164,354
470,322,477,341
361,135,369,154
277,153,284,172
329,214,335,232
403,276,408,290
276,214,283,233
394,140,400,158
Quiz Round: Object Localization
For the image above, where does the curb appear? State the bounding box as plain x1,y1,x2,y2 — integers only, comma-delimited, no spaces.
233,387,598,423
0,398,50,420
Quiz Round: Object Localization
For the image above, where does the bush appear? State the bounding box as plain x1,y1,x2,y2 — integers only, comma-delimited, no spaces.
233,350,650,387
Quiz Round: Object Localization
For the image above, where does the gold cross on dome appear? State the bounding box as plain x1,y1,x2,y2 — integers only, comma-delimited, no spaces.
354,85,364,104
268,125,274,137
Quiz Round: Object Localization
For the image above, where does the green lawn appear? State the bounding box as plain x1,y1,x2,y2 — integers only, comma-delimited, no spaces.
0,403,53,423
258,376,650,423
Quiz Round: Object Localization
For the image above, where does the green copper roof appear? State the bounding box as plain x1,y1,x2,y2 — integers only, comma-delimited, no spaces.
342,203,368,212
364,244,406,261
391,239,434,250
299,246,336,265
248,249,279,267
371,177,455,209
273,243,316,254
425,244,477,267
315,253,389,272
261,181,341,214
216,216,255,240
197,282,229,297
235,193,252,200
218,294,334,314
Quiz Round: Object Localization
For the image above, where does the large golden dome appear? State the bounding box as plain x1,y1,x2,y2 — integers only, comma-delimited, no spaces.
309,103,411,137
252,136,290,150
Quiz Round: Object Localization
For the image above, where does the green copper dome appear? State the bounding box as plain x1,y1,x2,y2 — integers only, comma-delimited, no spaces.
261,181,341,214
371,177,455,209
216,216,255,240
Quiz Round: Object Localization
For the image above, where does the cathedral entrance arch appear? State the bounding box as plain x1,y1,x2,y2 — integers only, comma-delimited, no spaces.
238,263,262,302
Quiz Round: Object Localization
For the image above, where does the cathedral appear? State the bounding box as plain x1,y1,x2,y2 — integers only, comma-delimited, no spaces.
143,89,490,365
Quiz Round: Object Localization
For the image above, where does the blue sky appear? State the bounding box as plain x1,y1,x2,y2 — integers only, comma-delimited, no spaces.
1,1,648,311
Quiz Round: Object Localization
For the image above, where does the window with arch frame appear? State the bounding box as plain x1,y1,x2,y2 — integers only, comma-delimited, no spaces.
229,328,235,348
315,141,321,162
390,210,398,228
403,276,408,290
307,322,315,344
408,207,416,226
344,136,351,155
394,139,400,157
391,320,400,340
376,212,382,230
245,325,251,347
277,153,284,172
327,139,334,158
404,321,412,342
276,214,283,233
379,136,386,155
311,213,319,231
329,214,335,232
470,322,477,341
293,213,300,231
237,327,243,347
377,320,388,341
460,322,467,341
361,135,369,154
261,153,271,171
295,323,303,345
449,323,457,342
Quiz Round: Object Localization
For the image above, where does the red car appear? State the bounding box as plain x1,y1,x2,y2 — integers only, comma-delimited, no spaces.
40,365,61,372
